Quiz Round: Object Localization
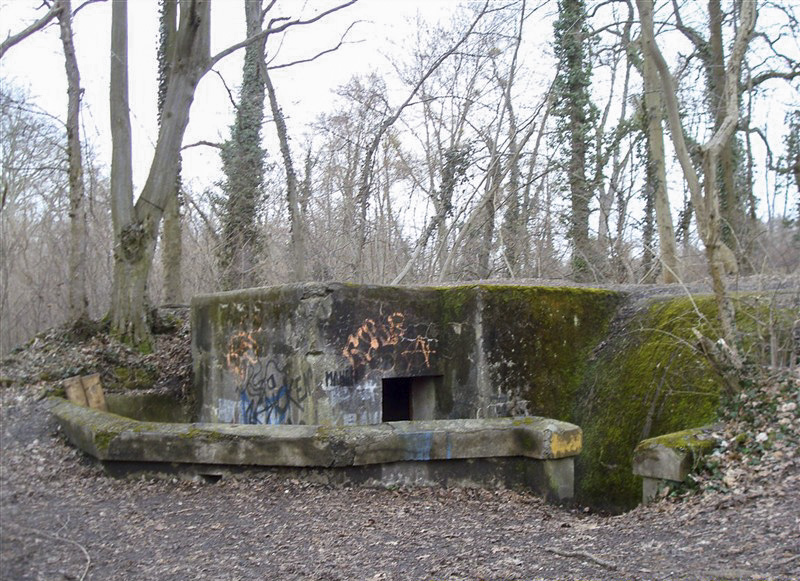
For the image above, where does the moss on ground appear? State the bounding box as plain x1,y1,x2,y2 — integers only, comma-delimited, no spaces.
112,365,158,390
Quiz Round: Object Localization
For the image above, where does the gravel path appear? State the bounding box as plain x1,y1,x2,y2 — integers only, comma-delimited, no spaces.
2,388,798,581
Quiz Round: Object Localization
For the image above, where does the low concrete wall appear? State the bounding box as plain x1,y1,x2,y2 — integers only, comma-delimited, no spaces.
633,425,719,502
105,392,193,423
50,398,581,501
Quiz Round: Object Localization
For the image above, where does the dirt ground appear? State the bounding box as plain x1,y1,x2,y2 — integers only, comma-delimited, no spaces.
1,385,798,581
1,287,798,581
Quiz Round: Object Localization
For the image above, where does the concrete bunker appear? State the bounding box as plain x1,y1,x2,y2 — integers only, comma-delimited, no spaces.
191,282,623,428
51,282,623,503
51,282,740,511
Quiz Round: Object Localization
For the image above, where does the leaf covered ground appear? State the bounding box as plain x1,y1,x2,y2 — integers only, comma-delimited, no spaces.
0,311,798,581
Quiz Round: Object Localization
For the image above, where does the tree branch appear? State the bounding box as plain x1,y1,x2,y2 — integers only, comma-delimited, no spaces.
0,2,62,60
748,68,800,88
669,0,707,52
211,69,238,111
72,0,106,18
181,140,222,151
268,21,363,70
207,0,358,72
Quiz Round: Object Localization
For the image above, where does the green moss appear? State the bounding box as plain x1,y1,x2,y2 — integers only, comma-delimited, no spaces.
112,366,157,390
573,292,800,511
438,285,479,323
93,429,119,455
574,296,723,511
479,285,623,422
639,427,718,455
179,427,233,442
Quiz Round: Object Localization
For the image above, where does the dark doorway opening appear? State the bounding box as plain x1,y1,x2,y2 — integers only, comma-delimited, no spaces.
381,376,439,422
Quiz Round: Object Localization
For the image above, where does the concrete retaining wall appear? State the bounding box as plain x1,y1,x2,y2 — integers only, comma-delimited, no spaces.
50,398,581,501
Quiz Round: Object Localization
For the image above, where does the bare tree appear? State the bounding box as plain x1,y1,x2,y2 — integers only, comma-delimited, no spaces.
637,0,756,389
158,0,184,305
109,0,211,350
264,67,306,282
109,0,358,349
352,2,490,281
638,31,679,283
56,0,89,322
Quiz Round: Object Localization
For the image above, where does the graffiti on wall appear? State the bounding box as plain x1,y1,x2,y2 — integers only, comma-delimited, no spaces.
225,331,307,425
342,311,437,380
325,369,355,387
322,380,381,425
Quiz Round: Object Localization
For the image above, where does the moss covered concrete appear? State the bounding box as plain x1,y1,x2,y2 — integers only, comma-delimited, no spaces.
572,296,725,511
479,286,623,420
188,283,796,511
49,397,580,500
105,392,193,423
633,425,719,482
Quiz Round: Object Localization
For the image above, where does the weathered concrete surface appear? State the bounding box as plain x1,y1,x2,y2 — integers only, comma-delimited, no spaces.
633,426,719,502
191,283,621,427
105,392,193,423
50,398,580,500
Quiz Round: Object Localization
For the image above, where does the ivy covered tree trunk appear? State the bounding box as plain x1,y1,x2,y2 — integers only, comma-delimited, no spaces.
219,0,266,290
553,0,594,280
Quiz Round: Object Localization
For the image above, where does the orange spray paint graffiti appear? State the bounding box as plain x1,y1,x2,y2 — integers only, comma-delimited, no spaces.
226,331,260,381
342,312,436,375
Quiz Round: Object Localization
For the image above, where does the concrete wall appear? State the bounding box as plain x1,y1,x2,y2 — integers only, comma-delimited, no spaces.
192,283,621,427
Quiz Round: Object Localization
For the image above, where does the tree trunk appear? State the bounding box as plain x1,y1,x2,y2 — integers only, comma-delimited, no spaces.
264,66,306,282
642,45,679,283
218,0,266,290
109,0,210,349
637,0,754,383
110,227,157,351
57,0,89,323
708,0,740,246
161,187,183,303
554,0,593,280
159,0,183,304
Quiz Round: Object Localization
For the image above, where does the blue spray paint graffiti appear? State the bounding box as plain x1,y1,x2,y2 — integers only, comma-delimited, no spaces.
225,331,307,425
238,358,307,425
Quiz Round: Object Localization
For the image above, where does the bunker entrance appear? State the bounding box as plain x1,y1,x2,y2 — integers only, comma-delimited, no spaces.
381,376,439,422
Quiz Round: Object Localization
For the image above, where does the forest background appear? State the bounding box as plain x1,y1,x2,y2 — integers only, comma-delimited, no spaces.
0,0,797,359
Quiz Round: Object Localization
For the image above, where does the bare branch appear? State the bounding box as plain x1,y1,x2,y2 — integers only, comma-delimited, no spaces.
669,0,707,52
268,21,363,71
0,2,62,60
72,0,105,18
181,140,222,151
184,190,219,244
358,2,490,205
211,69,238,111
749,68,800,88
207,0,358,72
261,0,278,21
